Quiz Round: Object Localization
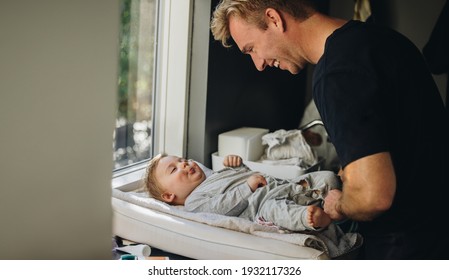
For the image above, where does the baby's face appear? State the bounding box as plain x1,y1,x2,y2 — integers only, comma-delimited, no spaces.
155,156,206,205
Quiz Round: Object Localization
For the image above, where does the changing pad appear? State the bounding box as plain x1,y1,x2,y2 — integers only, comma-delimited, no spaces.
112,184,362,259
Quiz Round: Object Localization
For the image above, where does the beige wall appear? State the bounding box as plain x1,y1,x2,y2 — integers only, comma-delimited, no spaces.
0,0,119,259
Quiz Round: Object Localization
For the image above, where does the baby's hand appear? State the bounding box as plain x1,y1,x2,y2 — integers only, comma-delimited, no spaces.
223,155,243,167
247,174,267,192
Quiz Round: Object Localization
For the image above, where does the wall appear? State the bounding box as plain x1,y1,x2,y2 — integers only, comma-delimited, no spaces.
329,0,447,104
201,0,308,167
0,0,118,259
187,0,212,164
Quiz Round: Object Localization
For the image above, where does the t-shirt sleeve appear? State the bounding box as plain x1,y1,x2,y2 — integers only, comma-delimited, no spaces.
315,67,390,167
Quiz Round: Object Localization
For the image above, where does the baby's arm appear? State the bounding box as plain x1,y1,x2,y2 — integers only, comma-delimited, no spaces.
223,155,242,167
223,155,266,191
184,183,253,216
247,174,267,192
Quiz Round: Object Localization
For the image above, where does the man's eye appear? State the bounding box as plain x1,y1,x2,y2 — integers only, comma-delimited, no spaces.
243,47,252,54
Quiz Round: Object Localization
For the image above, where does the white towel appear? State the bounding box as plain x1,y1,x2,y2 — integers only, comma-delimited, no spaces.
261,129,318,167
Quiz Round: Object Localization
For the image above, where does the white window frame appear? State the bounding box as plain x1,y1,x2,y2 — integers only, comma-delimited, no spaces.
113,0,194,187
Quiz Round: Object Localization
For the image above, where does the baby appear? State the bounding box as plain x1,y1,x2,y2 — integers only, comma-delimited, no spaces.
145,153,341,231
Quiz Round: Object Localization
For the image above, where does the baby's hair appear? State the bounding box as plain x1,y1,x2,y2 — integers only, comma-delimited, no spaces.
144,153,167,202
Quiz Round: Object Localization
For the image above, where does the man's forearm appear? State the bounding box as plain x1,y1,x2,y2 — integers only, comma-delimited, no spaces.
337,193,381,221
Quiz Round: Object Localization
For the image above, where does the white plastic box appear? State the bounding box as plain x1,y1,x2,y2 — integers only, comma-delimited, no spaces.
218,127,269,161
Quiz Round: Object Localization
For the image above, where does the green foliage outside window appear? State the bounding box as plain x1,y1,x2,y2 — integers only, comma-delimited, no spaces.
114,0,156,169
118,0,133,121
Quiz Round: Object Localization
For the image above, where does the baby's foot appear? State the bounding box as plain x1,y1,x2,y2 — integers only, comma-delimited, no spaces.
307,205,332,229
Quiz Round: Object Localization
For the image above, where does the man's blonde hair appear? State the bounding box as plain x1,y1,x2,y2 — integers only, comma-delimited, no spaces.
143,153,167,202
210,0,317,48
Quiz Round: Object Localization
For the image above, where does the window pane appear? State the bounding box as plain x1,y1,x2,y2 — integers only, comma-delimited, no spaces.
114,0,158,170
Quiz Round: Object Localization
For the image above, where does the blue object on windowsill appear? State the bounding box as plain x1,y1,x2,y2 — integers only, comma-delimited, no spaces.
120,254,137,260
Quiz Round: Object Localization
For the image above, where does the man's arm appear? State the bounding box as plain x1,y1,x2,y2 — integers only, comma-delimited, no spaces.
324,152,396,221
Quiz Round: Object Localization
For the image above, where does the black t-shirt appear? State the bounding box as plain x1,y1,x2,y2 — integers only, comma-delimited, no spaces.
313,20,449,235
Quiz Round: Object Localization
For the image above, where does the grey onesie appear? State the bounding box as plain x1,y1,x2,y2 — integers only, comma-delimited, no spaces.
184,166,341,232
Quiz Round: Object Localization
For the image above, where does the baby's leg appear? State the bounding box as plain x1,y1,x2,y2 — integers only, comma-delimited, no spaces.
307,205,332,229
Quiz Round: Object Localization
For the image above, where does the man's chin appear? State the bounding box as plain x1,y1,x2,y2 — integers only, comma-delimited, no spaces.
288,70,300,75
284,65,301,75
292,65,305,74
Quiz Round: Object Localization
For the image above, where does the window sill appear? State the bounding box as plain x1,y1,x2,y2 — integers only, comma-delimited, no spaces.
112,162,148,191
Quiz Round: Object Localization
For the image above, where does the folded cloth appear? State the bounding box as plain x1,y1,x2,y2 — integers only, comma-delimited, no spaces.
258,157,311,170
262,129,318,167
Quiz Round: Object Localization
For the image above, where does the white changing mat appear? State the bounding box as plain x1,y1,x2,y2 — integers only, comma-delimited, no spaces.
112,184,362,260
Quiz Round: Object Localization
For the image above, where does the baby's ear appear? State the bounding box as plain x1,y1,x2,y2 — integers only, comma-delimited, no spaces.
161,192,175,203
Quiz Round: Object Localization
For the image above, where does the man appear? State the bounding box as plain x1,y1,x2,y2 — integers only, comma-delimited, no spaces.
210,0,449,259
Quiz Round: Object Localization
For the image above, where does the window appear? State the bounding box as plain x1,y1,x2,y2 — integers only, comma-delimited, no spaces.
113,0,158,170
112,0,196,183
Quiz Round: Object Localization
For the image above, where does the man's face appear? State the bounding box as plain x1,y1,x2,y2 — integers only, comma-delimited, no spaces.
228,14,307,74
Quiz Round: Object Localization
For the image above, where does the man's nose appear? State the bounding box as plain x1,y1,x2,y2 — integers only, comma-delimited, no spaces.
251,55,266,71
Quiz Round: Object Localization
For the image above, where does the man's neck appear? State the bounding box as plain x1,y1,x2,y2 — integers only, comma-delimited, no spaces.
292,13,348,64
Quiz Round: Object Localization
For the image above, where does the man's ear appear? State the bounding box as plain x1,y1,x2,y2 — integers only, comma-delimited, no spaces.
161,192,175,203
265,8,284,31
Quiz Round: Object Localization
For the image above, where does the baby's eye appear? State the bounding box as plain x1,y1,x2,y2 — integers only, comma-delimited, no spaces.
171,167,177,174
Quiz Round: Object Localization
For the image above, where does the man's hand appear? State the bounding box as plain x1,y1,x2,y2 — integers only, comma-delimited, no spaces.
323,189,346,220
223,155,243,167
247,174,267,192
